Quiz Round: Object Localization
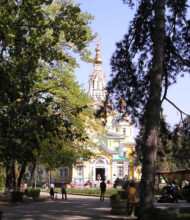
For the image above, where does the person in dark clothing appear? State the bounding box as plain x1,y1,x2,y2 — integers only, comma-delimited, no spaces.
100,179,106,201
50,182,55,200
171,181,178,203
61,183,67,200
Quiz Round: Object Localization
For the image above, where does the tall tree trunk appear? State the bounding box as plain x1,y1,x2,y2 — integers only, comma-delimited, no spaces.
12,162,16,190
139,0,165,218
17,163,27,191
5,161,15,191
28,162,36,187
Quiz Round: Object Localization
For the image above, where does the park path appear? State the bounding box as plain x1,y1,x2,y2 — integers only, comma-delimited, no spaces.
1,192,190,220
0,193,130,220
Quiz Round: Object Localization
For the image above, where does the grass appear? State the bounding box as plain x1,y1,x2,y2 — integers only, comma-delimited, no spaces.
52,187,117,197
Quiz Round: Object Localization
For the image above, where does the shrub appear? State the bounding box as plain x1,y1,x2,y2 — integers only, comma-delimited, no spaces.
27,189,40,198
0,172,4,191
55,187,117,197
119,191,127,199
11,191,24,202
110,194,120,201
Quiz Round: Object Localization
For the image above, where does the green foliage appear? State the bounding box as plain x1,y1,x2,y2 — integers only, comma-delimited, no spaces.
0,172,4,191
102,0,190,211
101,0,190,125
26,189,40,198
136,115,190,171
0,0,95,189
54,187,117,197
110,193,120,201
172,116,190,169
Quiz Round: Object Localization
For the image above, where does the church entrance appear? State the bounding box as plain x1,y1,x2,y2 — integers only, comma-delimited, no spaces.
96,168,105,180
91,156,110,181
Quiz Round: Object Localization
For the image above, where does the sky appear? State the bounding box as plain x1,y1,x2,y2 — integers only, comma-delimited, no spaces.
74,0,190,130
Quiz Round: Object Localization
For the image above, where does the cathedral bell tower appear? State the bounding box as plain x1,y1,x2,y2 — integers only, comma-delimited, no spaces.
88,44,106,106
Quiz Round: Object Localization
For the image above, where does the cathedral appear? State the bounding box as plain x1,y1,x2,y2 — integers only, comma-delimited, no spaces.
40,44,140,184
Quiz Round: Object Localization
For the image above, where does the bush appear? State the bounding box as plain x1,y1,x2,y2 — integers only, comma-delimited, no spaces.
11,191,24,202
119,191,127,199
27,189,40,198
0,172,4,191
54,187,117,197
110,194,120,201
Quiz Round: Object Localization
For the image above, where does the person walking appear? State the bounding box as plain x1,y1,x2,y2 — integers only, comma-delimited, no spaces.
61,183,67,200
50,182,55,200
126,180,137,216
100,179,106,201
171,181,178,203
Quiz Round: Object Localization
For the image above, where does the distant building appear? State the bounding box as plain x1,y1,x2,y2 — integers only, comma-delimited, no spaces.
40,44,140,184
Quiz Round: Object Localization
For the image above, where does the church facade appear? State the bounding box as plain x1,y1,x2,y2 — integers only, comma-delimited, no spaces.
39,45,140,184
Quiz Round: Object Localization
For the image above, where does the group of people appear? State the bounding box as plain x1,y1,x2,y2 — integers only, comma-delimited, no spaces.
100,178,137,216
49,182,67,200
48,178,137,217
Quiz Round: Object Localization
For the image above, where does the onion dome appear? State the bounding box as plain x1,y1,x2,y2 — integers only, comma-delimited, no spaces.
94,44,102,64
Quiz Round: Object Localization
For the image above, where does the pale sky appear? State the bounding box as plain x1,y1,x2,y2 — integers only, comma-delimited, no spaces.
74,0,190,129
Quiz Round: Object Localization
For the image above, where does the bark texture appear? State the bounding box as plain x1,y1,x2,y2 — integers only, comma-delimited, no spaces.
5,162,15,191
17,163,27,190
28,162,36,187
139,0,165,217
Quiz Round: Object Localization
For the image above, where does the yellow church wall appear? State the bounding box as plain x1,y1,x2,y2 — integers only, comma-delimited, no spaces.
129,166,134,180
95,147,113,162
125,146,135,163
137,166,141,181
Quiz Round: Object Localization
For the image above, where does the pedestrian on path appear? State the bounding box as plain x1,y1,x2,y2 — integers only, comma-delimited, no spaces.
61,183,67,200
100,179,106,201
126,180,137,216
50,182,55,200
171,181,178,203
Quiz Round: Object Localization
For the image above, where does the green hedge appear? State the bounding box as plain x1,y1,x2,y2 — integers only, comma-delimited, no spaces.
110,193,120,201
0,172,4,191
26,189,40,198
54,187,117,197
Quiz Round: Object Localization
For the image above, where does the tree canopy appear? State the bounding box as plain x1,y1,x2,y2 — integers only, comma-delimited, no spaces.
101,0,190,216
136,114,190,172
0,0,96,189
106,0,190,123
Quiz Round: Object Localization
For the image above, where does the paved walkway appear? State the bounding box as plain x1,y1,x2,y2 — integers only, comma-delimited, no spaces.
0,193,130,220
1,192,190,220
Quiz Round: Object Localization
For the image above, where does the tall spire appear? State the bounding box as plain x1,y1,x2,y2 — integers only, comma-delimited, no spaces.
88,44,106,106
94,44,102,64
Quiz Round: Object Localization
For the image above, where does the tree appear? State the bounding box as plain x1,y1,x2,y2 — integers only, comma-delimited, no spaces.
136,114,176,172
0,0,95,191
102,0,190,217
172,116,190,168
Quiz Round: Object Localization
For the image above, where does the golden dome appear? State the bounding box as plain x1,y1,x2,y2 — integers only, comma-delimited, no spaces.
94,44,102,64
96,44,100,52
